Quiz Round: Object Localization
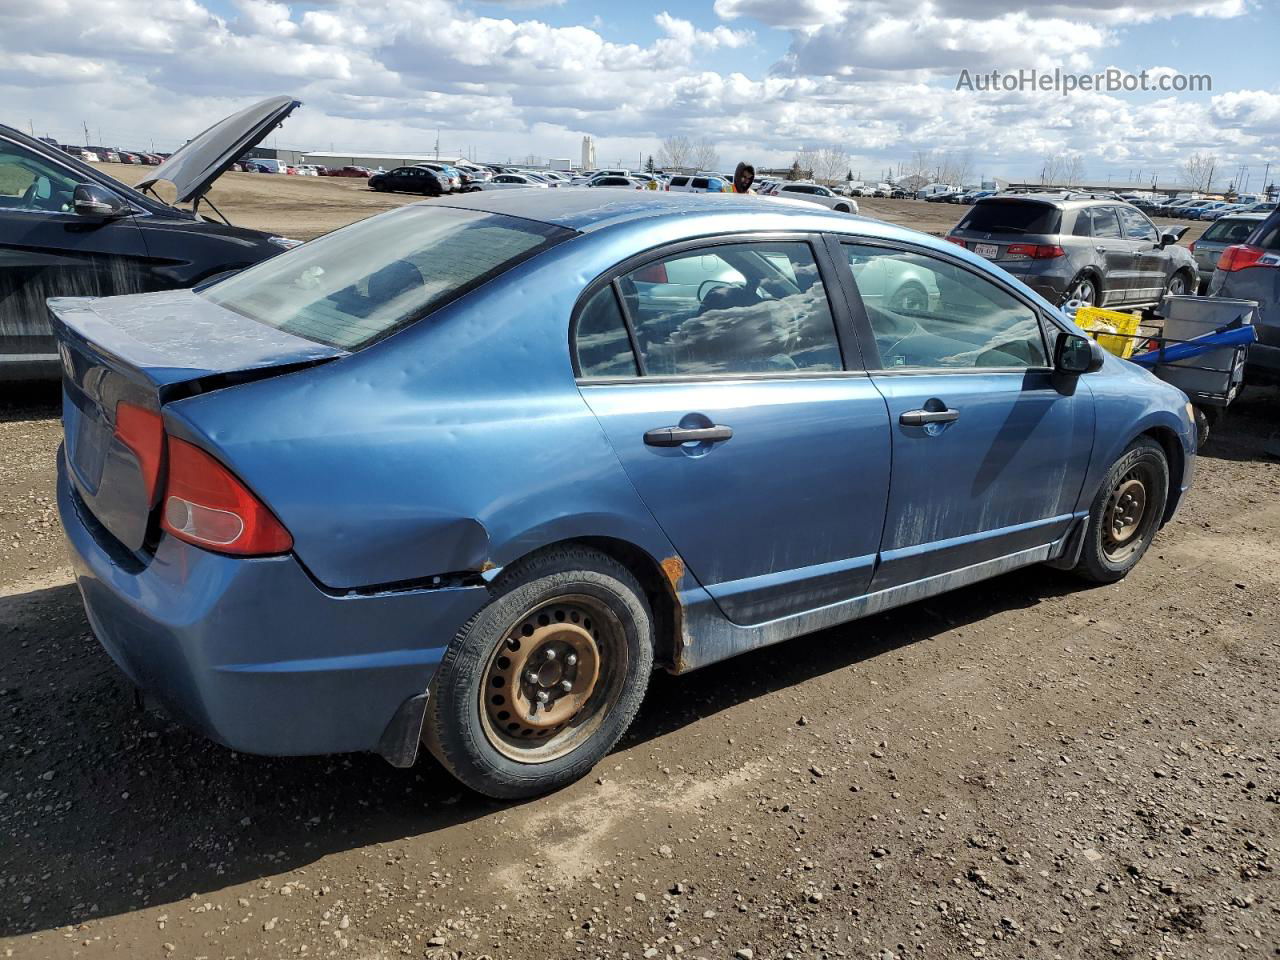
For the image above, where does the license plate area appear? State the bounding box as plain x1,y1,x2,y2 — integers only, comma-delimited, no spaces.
974,243,1000,259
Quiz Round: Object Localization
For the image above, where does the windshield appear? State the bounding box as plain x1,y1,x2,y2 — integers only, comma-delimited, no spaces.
202,205,572,350
957,200,1062,234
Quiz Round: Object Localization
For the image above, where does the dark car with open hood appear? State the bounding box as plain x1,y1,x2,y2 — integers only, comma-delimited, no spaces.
0,96,302,381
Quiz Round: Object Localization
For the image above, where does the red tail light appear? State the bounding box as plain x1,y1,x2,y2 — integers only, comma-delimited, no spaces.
1006,243,1066,259
945,235,966,247
1217,244,1266,272
161,436,292,555
633,262,668,283
1188,240,1197,253
113,403,164,504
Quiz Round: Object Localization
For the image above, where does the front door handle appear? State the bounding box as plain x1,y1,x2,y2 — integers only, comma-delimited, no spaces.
643,424,734,447
899,408,960,426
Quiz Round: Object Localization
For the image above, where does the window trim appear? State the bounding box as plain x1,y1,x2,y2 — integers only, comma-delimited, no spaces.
570,232,864,383
826,234,1059,375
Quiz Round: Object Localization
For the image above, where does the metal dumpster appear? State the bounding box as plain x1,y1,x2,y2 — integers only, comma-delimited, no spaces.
1152,295,1258,407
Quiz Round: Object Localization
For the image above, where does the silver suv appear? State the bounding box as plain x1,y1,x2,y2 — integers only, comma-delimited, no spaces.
947,193,1197,308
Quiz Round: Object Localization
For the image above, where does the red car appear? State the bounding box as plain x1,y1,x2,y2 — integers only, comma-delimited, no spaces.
330,165,373,178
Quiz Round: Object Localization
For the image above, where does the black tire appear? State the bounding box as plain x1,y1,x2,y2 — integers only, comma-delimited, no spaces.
1071,436,1169,584
834,203,850,213
889,281,929,313
422,546,654,799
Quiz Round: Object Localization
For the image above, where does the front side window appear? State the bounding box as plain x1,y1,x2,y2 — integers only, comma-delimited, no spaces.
0,139,80,213
1118,206,1159,242
843,243,1048,369
202,205,571,350
616,241,842,376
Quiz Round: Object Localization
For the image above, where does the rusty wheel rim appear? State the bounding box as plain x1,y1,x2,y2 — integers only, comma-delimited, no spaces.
1103,470,1149,562
479,595,626,763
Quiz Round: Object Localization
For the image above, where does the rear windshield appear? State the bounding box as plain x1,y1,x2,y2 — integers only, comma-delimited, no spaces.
956,200,1062,235
1203,217,1263,244
202,205,571,350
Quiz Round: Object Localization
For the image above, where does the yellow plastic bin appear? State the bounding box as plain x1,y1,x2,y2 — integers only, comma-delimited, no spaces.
1074,306,1141,359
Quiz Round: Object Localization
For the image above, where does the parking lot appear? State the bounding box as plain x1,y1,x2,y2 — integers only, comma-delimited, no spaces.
1,172,1276,959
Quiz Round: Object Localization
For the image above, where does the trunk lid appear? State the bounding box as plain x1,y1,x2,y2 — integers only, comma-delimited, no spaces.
50,289,343,552
136,95,301,205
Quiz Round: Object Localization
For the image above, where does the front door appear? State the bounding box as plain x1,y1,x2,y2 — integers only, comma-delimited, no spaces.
0,135,149,368
1117,205,1168,302
575,238,892,625
837,241,1094,590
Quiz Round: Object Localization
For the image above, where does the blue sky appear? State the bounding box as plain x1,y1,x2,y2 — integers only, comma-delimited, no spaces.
2,0,1276,186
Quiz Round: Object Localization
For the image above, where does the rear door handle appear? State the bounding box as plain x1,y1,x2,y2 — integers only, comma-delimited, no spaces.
899,408,959,426
644,425,734,447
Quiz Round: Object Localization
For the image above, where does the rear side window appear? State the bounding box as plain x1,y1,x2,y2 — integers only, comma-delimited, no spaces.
1203,217,1262,244
574,286,638,378
957,200,1062,235
691,178,709,189
670,176,689,187
616,241,842,376
202,206,571,350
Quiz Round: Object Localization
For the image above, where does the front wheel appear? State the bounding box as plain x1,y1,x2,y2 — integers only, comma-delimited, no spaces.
1071,437,1169,583
422,546,654,798
1165,270,1192,298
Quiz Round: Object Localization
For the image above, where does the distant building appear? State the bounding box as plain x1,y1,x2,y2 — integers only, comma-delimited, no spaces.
301,150,452,170
581,136,596,171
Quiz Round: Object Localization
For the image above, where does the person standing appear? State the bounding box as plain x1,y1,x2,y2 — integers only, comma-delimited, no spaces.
724,162,755,193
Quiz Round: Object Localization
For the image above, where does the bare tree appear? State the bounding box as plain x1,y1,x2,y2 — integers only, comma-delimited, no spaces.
1180,152,1218,193
810,146,850,186
659,135,692,169
691,137,719,172
1040,153,1085,187
791,149,817,180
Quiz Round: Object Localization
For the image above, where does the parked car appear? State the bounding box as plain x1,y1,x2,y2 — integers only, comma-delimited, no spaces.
249,158,288,174
86,146,120,163
666,174,728,193
770,182,858,213
587,175,646,189
1188,213,1267,292
890,187,909,199
0,96,303,381
50,190,1196,799
328,165,372,178
476,173,550,190
293,164,321,177
925,191,958,203
1179,200,1224,220
369,166,445,195
1204,200,1277,221
414,163,463,193
1207,206,1280,383
947,194,1196,307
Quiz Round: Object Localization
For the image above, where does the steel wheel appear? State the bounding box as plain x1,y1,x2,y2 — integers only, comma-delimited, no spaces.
478,595,629,764
1102,467,1152,563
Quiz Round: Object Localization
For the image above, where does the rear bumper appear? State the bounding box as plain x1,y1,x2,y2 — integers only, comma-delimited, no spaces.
58,450,489,758
986,260,1075,303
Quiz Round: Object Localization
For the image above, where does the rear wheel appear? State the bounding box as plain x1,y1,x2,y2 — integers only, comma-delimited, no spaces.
422,546,653,798
1071,437,1169,583
1064,273,1099,307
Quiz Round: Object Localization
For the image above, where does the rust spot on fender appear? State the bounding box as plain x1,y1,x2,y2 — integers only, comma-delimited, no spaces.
660,555,685,589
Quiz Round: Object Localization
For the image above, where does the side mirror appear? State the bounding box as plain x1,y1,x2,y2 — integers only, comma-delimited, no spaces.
73,183,129,219
1158,226,1188,247
1055,331,1104,375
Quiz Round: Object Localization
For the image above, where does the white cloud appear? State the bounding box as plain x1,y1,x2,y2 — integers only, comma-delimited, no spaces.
0,0,1271,185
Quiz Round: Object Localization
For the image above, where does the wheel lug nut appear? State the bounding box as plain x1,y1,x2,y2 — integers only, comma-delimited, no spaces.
525,671,539,685
560,680,573,692
536,690,550,703
565,653,577,666
544,648,557,661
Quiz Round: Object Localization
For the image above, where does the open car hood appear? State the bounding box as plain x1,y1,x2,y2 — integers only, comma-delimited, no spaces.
136,95,301,204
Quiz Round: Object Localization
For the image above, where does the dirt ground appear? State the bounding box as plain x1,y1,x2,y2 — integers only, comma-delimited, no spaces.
0,171,1273,960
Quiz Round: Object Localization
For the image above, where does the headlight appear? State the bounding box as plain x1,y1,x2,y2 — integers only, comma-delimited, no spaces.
268,236,303,250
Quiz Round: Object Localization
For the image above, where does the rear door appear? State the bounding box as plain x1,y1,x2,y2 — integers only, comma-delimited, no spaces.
1078,206,1134,304
834,240,1093,590
576,236,892,625
0,132,150,372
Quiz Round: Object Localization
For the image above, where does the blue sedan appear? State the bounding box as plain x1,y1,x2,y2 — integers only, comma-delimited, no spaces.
52,192,1196,798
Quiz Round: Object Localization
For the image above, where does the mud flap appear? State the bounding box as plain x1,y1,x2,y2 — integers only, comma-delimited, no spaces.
376,692,429,768
1044,516,1088,571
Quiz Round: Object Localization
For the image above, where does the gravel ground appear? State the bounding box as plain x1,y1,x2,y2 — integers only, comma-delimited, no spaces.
0,182,1271,960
